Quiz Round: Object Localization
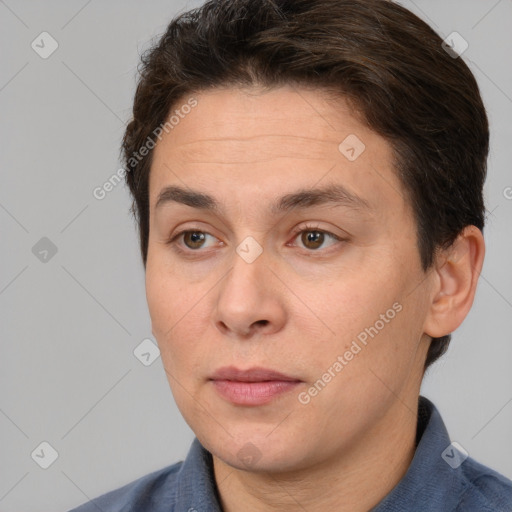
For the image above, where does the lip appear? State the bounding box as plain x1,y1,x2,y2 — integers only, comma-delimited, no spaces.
209,366,302,406
210,366,300,382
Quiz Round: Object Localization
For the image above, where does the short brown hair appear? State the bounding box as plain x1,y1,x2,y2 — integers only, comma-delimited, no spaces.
121,0,489,369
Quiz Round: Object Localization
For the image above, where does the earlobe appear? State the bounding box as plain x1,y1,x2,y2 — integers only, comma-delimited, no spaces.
423,226,485,338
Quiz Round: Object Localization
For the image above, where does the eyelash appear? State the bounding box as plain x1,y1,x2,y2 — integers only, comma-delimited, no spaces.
167,223,345,255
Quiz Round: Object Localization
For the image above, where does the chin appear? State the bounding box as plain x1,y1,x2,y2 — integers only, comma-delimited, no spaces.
196,421,318,473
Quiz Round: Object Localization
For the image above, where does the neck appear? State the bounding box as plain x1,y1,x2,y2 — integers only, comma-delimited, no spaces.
213,397,419,512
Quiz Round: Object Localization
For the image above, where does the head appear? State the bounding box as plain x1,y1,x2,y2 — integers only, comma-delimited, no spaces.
122,0,487,472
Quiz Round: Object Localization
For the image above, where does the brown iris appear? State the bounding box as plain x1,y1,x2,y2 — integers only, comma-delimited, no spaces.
183,231,206,249
301,231,325,250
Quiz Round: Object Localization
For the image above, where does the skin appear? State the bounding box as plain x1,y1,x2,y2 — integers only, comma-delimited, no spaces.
145,85,485,512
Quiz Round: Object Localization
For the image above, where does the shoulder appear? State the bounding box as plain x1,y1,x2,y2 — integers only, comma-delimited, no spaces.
374,397,512,512
456,456,512,512
67,437,221,512
67,460,184,512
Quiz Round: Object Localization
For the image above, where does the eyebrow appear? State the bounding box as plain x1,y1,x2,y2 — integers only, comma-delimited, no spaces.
155,184,371,214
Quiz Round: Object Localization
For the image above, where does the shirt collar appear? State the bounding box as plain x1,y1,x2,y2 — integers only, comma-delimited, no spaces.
174,436,223,512
371,396,463,511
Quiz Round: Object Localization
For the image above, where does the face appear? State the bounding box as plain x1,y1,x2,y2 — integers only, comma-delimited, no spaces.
146,86,434,473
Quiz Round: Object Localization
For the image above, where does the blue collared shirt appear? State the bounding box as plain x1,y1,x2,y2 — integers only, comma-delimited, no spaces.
69,397,512,511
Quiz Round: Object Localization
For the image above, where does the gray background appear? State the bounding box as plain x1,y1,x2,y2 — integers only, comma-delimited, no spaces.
0,1,511,510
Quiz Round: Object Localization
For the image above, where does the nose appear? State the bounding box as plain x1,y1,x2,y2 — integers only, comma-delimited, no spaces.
213,248,287,338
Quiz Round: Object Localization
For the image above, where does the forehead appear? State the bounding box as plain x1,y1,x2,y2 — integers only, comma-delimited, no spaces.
149,86,407,217
156,86,367,158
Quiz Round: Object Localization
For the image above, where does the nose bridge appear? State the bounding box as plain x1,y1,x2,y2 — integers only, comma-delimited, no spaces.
221,243,268,312
214,240,285,336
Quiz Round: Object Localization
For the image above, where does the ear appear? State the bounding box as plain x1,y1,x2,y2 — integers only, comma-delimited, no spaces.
423,225,485,338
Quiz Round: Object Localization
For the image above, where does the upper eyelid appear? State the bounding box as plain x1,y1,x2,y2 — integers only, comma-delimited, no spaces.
172,225,338,239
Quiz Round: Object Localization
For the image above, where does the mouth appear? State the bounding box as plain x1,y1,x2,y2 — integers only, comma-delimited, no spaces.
209,366,302,406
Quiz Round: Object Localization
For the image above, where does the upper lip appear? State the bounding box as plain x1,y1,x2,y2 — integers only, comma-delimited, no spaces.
210,366,301,382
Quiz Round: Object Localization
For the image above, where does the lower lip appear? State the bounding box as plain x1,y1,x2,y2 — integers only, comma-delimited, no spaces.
211,380,301,406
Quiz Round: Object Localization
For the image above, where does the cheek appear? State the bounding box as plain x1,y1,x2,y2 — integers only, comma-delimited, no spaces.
145,249,199,329
146,261,188,359
298,264,420,376
146,267,173,335
145,270,208,422
295,270,387,341
145,259,212,368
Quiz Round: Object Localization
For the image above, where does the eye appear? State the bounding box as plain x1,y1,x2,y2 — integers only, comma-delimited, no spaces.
171,230,219,250
168,226,343,254
292,227,343,251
